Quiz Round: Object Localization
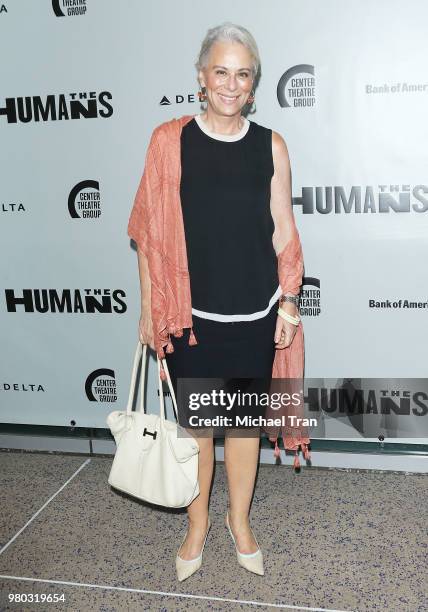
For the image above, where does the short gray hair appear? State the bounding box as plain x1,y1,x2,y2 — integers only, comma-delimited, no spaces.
195,22,261,84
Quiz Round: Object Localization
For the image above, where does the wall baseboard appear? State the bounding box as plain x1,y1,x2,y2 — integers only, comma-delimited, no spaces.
0,435,427,473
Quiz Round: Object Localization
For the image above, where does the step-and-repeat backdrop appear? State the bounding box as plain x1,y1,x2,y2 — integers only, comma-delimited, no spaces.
1,0,427,445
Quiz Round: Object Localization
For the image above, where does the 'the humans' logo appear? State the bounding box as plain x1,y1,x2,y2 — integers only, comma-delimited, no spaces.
85,368,117,403
293,185,428,214
0,91,113,124
307,384,428,417
5,289,127,313
277,64,315,108
52,0,87,17
68,180,101,219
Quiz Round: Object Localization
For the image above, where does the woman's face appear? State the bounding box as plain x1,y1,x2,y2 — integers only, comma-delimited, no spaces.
199,40,254,117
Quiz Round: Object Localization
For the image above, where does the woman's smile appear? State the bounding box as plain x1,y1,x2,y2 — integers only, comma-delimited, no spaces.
217,92,241,104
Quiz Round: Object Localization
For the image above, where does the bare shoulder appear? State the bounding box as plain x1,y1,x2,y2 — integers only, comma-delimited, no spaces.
271,130,290,169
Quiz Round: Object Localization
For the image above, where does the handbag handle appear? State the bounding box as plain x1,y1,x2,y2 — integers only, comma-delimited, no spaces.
125,341,178,422
156,351,178,422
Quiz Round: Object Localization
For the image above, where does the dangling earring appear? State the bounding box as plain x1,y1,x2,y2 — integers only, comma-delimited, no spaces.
198,85,207,111
197,86,207,101
247,89,256,114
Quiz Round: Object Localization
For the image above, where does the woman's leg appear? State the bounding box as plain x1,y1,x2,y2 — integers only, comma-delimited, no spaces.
178,433,214,559
224,434,261,553
223,306,277,554
164,329,215,560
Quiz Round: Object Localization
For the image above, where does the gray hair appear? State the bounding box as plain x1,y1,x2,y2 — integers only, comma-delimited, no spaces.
195,22,261,84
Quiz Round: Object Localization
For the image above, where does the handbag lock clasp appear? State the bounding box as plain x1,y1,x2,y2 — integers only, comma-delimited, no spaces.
143,427,157,440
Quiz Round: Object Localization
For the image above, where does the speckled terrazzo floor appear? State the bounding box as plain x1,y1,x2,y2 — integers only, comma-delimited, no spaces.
0,452,427,612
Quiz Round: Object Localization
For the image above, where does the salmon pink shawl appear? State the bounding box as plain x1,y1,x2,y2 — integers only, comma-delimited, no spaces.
128,114,310,462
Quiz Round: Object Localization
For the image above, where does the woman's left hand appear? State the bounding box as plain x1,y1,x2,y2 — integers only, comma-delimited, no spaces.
274,304,299,348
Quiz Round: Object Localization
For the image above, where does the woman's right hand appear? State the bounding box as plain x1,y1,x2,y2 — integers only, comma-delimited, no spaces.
139,309,155,351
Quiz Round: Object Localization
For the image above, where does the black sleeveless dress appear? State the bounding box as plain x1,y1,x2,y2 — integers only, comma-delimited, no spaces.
164,115,279,422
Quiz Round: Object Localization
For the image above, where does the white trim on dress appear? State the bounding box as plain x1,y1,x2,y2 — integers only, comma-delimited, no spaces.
194,113,250,142
191,284,282,322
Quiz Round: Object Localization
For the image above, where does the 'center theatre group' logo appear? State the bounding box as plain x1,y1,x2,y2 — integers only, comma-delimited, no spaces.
52,0,88,17
68,181,101,219
277,64,316,108
85,368,117,403
301,277,321,317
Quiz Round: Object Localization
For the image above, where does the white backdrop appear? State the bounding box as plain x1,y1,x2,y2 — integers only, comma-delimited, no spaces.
1,0,427,445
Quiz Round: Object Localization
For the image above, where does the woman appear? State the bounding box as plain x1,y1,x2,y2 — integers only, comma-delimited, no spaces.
128,22,305,581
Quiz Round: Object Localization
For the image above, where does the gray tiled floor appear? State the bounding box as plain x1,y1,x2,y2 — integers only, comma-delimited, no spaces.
0,451,427,611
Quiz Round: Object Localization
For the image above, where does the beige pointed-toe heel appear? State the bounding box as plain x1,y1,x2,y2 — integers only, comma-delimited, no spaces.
175,517,211,582
225,512,264,576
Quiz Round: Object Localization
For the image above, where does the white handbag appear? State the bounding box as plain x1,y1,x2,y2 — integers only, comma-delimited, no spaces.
106,342,200,508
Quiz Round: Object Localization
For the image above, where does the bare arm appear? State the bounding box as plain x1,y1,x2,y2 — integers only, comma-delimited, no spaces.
270,131,296,257
270,130,301,347
270,130,301,302
136,246,154,348
137,246,151,311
